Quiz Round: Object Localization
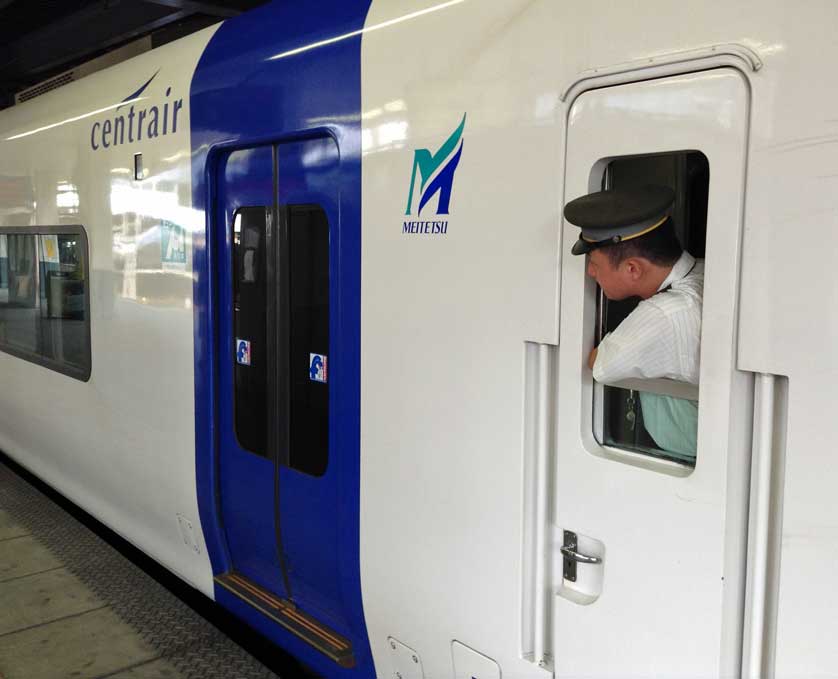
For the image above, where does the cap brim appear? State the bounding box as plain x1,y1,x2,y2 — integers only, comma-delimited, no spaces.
571,238,593,255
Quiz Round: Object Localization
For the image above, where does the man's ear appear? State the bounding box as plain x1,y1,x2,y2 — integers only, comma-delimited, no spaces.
624,257,644,281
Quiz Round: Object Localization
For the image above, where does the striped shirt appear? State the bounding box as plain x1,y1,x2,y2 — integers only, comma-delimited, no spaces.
593,251,703,386
593,251,703,460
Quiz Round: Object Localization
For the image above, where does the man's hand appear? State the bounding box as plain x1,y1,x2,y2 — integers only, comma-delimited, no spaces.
588,346,598,370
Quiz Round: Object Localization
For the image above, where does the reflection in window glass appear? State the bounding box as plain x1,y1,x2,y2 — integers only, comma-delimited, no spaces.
0,229,90,380
232,207,268,457
230,203,331,475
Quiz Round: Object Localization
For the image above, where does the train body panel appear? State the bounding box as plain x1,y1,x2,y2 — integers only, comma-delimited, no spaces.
0,1,835,677
359,1,838,676
360,3,563,678
0,28,218,594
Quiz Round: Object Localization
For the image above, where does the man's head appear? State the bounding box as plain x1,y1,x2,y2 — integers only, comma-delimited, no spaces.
584,218,682,299
564,185,682,300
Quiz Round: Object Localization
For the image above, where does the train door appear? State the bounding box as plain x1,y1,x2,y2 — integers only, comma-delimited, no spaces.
215,138,353,665
216,145,285,596
552,69,753,676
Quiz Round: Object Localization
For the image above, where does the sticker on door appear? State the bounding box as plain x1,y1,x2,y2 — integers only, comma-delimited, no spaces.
309,353,327,383
236,339,251,366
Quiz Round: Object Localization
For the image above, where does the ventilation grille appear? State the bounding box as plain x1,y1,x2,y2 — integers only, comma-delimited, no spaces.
16,71,77,103
13,36,152,106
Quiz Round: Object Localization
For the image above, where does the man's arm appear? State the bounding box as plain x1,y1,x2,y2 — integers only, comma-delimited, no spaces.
591,303,681,383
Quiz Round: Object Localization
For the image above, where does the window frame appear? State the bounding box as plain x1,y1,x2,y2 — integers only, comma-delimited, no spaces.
0,224,91,382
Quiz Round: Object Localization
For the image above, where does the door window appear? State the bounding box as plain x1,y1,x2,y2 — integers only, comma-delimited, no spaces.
232,207,269,456
592,152,708,466
230,203,331,476
287,205,329,477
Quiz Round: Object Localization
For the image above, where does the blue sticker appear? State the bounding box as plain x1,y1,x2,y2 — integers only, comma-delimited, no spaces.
309,353,327,383
236,339,251,366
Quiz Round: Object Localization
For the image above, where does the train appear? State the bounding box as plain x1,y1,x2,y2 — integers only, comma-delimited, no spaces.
0,1,834,677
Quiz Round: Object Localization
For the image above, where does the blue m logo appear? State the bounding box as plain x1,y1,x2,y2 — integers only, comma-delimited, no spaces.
404,114,466,216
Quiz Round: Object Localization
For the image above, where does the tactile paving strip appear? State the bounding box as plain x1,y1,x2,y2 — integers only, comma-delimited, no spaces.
0,458,285,679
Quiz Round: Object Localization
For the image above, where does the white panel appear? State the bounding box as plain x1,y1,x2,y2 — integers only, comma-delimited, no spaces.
553,70,751,677
732,8,838,677
387,637,425,679
0,27,219,595
360,1,561,678
452,641,501,679
359,1,838,676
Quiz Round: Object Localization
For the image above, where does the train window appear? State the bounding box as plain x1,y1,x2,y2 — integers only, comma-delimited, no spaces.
592,152,708,466
232,207,269,457
287,205,329,477
231,203,330,477
0,227,90,381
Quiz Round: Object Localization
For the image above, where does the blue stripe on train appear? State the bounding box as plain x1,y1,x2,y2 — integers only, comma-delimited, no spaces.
189,2,372,676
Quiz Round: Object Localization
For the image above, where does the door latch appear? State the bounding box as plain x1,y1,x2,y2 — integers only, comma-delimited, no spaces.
561,530,602,582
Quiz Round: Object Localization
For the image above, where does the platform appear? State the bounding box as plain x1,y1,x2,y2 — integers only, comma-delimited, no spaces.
0,456,287,679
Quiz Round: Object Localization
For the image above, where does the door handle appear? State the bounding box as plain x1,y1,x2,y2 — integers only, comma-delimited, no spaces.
562,530,602,582
560,546,602,565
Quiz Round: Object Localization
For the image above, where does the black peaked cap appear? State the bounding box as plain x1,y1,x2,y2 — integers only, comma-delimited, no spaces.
564,185,675,255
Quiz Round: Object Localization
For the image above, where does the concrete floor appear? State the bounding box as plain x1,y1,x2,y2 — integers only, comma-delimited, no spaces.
0,509,183,679
0,458,292,679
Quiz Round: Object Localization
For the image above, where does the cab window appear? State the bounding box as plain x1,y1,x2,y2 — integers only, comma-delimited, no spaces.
593,151,708,466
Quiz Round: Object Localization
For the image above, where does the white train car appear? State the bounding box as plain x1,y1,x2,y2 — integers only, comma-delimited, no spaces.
0,1,832,677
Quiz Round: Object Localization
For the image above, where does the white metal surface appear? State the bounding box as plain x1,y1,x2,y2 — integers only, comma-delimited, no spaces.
0,28,218,596
532,343,551,669
559,43,762,103
743,373,776,678
360,2,562,678
359,2,838,677
451,641,501,679
386,637,425,679
734,10,838,676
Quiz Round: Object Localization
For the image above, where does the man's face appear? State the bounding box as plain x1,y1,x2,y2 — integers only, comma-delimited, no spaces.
586,248,636,300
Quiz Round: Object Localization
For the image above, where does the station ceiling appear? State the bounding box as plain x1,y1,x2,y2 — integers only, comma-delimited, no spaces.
0,0,269,111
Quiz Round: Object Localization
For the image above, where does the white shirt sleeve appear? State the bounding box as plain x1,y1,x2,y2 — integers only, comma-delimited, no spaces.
592,301,682,383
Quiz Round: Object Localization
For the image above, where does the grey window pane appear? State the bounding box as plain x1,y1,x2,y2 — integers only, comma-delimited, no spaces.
0,228,90,381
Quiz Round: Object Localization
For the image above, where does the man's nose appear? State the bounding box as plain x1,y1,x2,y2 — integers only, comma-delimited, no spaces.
586,260,595,278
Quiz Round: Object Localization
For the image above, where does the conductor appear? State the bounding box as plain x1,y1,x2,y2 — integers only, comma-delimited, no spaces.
563,185,703,460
